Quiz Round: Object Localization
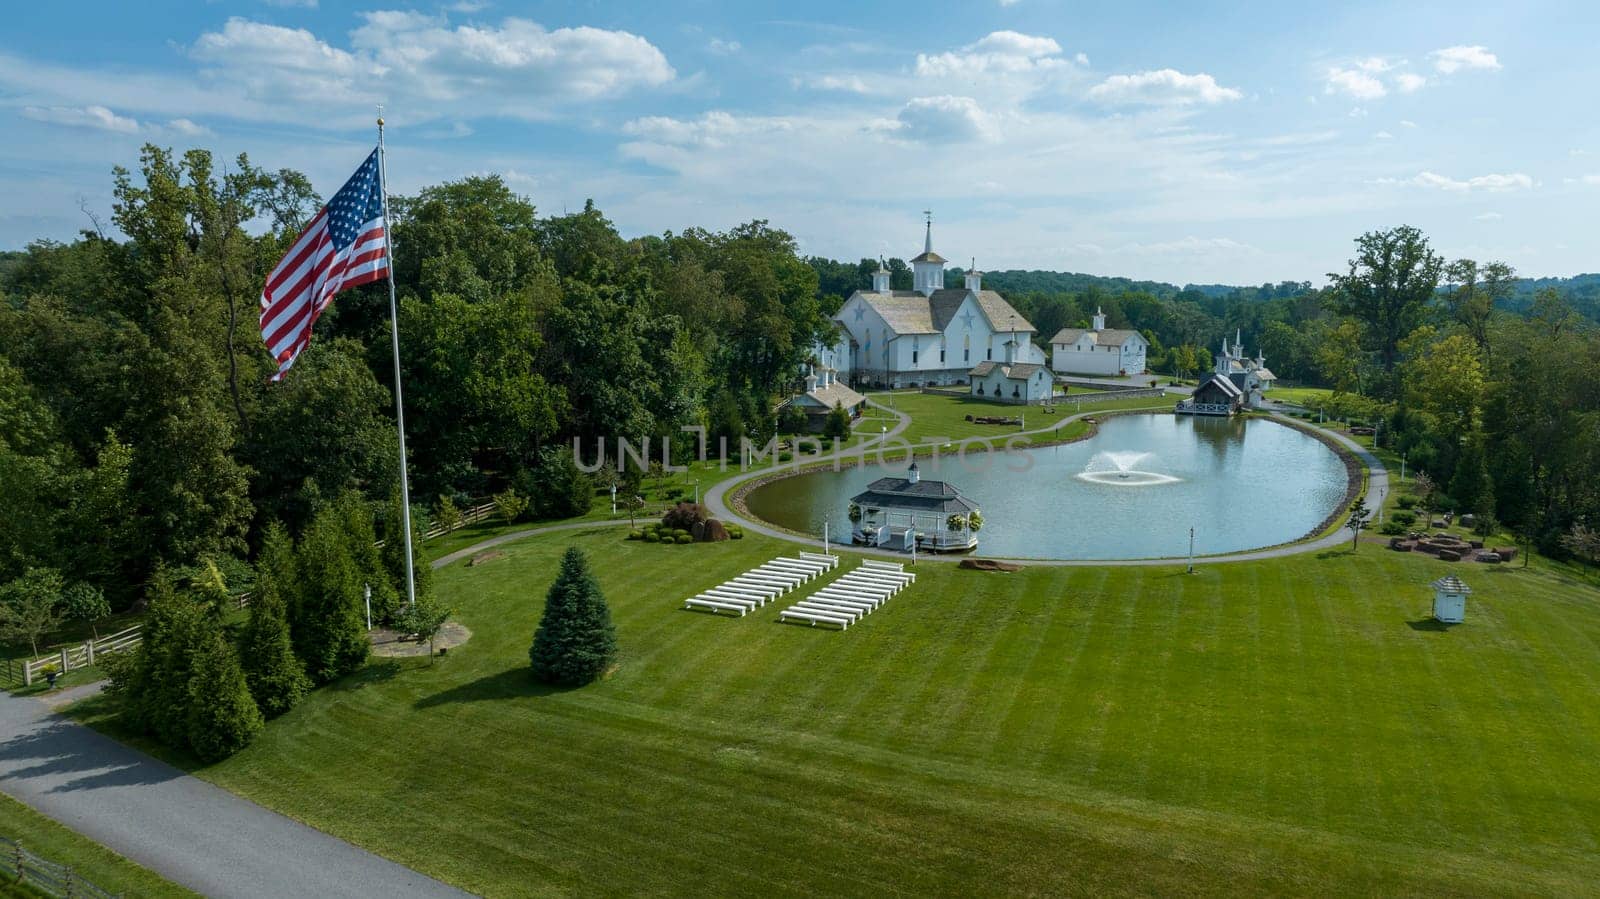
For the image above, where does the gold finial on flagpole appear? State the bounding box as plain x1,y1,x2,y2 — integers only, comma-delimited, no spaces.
377,103,385,128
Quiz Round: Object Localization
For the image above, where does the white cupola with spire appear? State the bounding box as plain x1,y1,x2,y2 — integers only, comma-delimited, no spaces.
964,258,983,292
910,211,947,296
1091,306,1106,331
872,257,891,293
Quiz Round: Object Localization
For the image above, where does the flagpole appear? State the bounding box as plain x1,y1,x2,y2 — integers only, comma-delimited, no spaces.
377,109,418,609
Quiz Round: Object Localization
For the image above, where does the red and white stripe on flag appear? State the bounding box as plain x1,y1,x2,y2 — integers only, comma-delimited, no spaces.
259,148,389,381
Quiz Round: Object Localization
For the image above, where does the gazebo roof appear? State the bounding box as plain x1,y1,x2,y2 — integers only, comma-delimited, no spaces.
1431,575,1472,594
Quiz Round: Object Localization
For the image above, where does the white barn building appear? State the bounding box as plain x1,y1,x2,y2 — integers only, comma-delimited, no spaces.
833,219,1044,389
1049,308,1149,376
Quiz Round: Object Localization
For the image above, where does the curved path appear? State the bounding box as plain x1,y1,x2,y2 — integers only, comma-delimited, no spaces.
0,685,471,899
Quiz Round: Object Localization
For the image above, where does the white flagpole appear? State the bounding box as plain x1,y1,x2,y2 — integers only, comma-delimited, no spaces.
377,109,418,608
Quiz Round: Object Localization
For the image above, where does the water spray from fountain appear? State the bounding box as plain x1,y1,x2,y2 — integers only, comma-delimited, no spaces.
1076,450,1182,486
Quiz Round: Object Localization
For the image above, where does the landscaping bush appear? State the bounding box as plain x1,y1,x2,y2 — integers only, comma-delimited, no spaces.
627,529,643,540
661,502,710,532
1380,520,1406,536
1392,510,1417,527
728,526,744,540
675,534,694,545
643,531,660,543
778,451,794,463
1396,495,1417,510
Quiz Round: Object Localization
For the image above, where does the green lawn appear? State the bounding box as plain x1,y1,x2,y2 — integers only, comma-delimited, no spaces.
0,791,194,898
1263,386,1335,407
71,527,1600,896
872,390,1171,446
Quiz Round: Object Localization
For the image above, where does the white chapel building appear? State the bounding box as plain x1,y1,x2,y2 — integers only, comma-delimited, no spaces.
1049,308,1149,377
828,219,1045,389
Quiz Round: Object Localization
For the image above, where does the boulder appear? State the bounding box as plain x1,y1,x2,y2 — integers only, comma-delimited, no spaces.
696,519,731,542
1478,552,1502,564
959,558,1024,572
468,550,507,567
1493,547,1517,561
1439,550,1462,562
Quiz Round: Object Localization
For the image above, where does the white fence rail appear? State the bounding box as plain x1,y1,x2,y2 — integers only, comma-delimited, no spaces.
20,625,142,687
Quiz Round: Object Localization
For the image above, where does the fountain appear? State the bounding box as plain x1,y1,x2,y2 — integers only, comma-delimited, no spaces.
1075,450,1182,486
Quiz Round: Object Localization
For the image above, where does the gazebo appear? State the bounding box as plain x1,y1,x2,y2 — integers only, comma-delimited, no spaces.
848,463,980,553
1431,575,1471,624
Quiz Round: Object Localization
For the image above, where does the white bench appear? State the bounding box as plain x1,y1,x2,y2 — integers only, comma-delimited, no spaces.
699,591,762,609
714,582,780,599
799,552,840,567
725,577,790,594
762,560,824,577
734,573,803,587
852,569,913,585
810,590,880,610
752,567,813,583
779,609,850,629
797,599,868,619
842,573,909,591
861,559,905,572
790,601,864,623
685,598,747,616
828,581,895,598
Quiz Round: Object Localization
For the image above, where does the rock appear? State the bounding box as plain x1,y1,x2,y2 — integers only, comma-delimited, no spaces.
1439,550,1462,562
959,558,1023,572
1493,547,1517,561
468,550,507,567
1478,552,1502,564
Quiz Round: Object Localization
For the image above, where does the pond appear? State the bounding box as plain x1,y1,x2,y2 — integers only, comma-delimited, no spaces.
742,414,1351,561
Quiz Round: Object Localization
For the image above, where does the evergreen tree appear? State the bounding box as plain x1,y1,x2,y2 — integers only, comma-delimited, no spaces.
379,489,433,614
1346,495,1370,551
822,402,851,442
1450,435,1495,521
131,570,210,747
337,491,396,621
529,547,617,686
239,523,309,718
525,446,594,520
185,624,264,762
292,505,370,684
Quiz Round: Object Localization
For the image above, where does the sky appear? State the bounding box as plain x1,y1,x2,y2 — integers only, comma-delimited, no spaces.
3,0,1599,285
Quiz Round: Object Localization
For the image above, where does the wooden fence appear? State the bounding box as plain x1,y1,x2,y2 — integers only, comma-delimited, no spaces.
422,500,495,540
1,836,119,898
19,625,142,687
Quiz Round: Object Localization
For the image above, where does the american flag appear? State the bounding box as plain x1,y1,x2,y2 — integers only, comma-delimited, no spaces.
259,149,389,381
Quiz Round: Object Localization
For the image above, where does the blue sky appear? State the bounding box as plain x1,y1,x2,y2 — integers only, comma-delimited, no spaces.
3,0,1598,284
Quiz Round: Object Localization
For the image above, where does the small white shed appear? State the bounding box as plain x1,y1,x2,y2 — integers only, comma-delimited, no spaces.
1431,575,1471,624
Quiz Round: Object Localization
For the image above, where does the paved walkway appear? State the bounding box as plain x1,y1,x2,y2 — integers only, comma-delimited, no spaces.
0,688,471,899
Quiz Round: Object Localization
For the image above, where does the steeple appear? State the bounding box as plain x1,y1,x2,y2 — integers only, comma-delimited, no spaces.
910,210,947,297
872,256,891,293
964,257,983,292
1091,306,1106,331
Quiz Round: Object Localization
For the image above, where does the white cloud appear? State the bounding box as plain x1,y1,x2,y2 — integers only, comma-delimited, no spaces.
444,1,490,11
1430,45,1500,74
891,95,997,143
1088,69,1241,105
1379,170,1534,192
1395,72,1427,92
708,38,741,55
180,13,674,126
915,30,1070,78
1564,174,1600,186
1474,212,1502,220
1074,236,1260,258
794,74,870,93
1374,130,1393,139
623,110,795,150
998,0,1022,6
21,105,141,133
263,0,319,7
165,118,214,137
1324,66,1386,100
1400,119,1418,128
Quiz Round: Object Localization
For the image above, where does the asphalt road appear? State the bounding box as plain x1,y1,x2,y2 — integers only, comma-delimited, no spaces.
0,686,472,899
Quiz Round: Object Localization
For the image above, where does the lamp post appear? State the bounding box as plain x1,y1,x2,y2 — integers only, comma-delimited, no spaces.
610,483,617,515
1187,527,1195,574
1400,453,1407,483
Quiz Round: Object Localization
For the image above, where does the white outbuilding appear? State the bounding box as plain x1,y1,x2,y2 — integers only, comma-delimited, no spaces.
1431,575,1471,624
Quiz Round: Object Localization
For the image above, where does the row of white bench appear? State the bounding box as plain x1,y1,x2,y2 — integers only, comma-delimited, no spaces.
778,560,915,630
683,552,842,617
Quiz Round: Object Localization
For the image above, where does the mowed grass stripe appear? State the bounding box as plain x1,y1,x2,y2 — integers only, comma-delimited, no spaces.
71,529,1600,895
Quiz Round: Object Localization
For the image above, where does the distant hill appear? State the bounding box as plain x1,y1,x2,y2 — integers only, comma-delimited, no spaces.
979,270,1314,304
1502,273,1600,320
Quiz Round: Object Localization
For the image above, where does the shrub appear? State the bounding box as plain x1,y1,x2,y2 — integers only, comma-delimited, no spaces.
643,531,660,543
1396,495,1417,510
728,527,744,540
675,534,694,544
1380,520,1406,536
823,402,852,442
529,548,617,686
661,502,710,532
778,451,794,463
1392,510,1417,527
627,529,643,540
493,490,529,524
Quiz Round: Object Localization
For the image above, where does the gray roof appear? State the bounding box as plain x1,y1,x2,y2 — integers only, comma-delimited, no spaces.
851,476,978,514
1432,575,1472,594
1051,327,1145,347
1197,372,1244,398
850,288,1037,337
910,250,947,264
792,381,865,411
971,360,1044,380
